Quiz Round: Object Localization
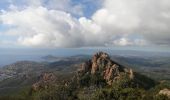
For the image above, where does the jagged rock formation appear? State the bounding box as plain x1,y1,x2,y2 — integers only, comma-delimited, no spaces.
32,72,56,91
78,52,134,85
31,52,155,92
159,88,170,98
26,52,159,100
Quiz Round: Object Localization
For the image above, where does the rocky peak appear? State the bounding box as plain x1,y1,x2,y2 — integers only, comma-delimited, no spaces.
40,73,55,81
91,52,110,74
32,72,56,91
78,52,134,85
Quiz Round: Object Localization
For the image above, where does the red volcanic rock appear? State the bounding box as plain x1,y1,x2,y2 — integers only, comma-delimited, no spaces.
91,52,110,74
78,52,134,85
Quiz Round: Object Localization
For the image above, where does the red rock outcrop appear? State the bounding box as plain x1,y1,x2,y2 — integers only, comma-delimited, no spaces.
32,72,56,91
78,52,134,85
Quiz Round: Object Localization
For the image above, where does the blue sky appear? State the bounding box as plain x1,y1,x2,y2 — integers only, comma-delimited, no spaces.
0,0,170,51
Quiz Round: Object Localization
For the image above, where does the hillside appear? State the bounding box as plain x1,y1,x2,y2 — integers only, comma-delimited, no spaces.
27,52,169,100
0,52,170,100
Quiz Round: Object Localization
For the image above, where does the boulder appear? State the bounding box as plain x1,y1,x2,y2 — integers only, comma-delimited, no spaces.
159,88,170,98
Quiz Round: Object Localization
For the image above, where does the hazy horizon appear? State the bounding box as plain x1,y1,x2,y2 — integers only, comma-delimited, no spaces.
1,47,170,67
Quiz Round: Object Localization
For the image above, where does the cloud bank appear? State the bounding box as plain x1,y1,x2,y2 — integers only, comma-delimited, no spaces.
0,0,170,48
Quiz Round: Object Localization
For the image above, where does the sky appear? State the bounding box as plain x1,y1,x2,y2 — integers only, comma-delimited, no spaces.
0,0,170,51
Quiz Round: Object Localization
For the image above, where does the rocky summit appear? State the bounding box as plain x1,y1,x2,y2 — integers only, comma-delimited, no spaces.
78,52,134,85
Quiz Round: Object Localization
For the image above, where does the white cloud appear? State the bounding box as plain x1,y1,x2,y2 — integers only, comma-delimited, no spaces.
91,0,170,46
112,38,147,46
0,6,108,47
0,6,85,47
0,0,170,48
113,38,132,46
43,0,84,16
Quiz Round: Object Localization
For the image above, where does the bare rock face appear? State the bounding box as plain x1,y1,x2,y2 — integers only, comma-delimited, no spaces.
78,52,134,85
91,52,110,74
159,88,170,98
32,72,56,91
80,60,92,73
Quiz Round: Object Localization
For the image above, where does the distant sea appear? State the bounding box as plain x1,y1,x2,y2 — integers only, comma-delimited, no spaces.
1,48,170,67
0,48,97,67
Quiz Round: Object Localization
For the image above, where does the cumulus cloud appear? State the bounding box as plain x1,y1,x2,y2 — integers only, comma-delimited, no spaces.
0,6,106,47
0,0,170,48
44,0,84,16
1,7,83,47
4,0,84,16
111,38,147,46
92,0,170,46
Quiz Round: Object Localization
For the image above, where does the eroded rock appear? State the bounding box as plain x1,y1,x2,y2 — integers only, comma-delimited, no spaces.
78,52,134,85
32,72,56,91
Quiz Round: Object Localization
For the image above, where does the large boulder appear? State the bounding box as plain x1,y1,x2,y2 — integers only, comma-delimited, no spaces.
159,88,170,98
